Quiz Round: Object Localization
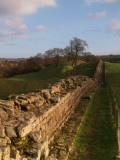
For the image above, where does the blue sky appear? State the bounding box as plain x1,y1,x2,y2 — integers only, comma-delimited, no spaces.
0,0,120,58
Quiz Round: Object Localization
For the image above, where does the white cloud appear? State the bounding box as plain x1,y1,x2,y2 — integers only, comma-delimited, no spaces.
0,16,28,42
6,42,16,46
36,25,49,31
88,11,109,18
86,0,117,4
0,38,4,42
0,31,13,42
0,30,28,42
59,25,65,29
0,0,57,16
110,19,120,35
29,37,45,41
5,17,28,31
15,33,28,40
0,30,14,37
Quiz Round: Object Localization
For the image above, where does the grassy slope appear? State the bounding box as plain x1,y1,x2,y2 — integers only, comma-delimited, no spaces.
105,62,120,107
10,61,97,81
0,61,97,99
69,87,118,160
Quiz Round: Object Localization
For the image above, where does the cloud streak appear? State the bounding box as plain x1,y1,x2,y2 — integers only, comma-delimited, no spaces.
0,0,57,16
5,17,28,31
88,11,109,18
36,25,49,31
0,16,29,42
109,19,120,35
85,0,117,4
0,30,28,42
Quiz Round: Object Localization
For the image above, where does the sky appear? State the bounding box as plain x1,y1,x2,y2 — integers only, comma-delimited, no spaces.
0,0,120,58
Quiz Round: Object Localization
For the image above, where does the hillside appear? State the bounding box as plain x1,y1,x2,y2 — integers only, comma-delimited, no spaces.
0,61,97,99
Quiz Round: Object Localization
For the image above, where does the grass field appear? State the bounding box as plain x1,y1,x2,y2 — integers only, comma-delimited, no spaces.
0,61,97,99
69,87,118,160
105,63,120,87
105,62,120,107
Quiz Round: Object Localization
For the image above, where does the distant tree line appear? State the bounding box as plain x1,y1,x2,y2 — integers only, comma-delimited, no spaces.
100,54,120,63
0,37,99,78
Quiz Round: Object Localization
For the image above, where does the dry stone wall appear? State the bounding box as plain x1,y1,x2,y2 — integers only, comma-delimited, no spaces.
0,60,103,160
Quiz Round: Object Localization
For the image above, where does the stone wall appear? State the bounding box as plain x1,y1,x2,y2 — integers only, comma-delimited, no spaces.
94,59,103,80
0,60,103,160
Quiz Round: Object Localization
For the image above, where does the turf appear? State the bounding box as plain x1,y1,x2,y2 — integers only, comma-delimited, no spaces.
69,87,118,160
78,62,97,78
105,62,120,87
105,62,120,107
0,61,97,99
10,61,97,81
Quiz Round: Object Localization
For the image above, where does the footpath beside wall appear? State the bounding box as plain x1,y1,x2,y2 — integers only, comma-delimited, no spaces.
0,60,103,160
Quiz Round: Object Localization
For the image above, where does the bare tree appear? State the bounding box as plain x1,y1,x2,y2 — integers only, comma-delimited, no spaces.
64,45,74,62
70,37,88,66
35,53,44,59
83,52,92,56
44,49,55,66
52,48,64,68
45,49,53,58
45,48,64,68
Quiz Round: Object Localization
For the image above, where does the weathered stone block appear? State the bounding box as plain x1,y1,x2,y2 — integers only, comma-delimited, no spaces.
35,100,45,107
51,86,60,94
0,149,2,160
50,97,60,103
18,99,28,106
29,131,41,142
42,89,51,100
17,123,32,138
10,147,20,160
5,127,17,138
29,96,39,103
0,100,14,107
0,108,8,121
0,145,10,160
0,137,10,147
0,138,7,146
0,126,5,138
5,108,14,117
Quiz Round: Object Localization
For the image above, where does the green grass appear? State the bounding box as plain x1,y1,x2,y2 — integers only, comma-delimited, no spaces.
9,61,84,81
69,87,118,160
9,61,97,81
78,62,97,78
112,87,120,108
105,62,120,87
0,61,97,99
105,62,120,107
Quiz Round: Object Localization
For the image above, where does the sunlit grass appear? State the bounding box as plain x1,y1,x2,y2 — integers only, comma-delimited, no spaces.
0,61,97,99
105,62,120,107
70,87,118,160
